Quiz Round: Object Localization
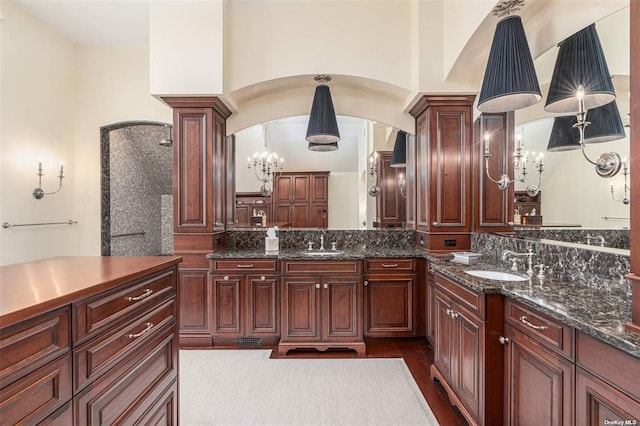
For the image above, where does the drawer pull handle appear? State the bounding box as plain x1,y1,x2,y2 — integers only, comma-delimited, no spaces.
127,322,154,339
519,316,548,331
127,289,153,302
382,263,399,268
237,264,254,268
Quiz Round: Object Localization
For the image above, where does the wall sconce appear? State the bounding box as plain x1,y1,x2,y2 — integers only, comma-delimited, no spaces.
368,152,380,197
398,173,406,198
611,159,630,205
484,132,543,196
33,158,65,199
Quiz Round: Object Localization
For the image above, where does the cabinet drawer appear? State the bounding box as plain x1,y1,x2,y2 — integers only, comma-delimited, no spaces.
73,269,177,344
505,299,574,359
434,273,484,319
365,258,415,272
283,260,362,275
0,353,72,425
75,323,177,425
74,297,176,392
0,307,70,388
210,259,279,272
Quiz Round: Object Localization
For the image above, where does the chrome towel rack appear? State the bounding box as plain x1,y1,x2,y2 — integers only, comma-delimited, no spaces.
601,216,630,221
2,220,78,229
112,231,146,238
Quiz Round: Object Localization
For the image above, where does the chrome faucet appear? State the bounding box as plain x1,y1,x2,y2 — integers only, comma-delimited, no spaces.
502,248,535,276
319,235,325,251
585,234,606,247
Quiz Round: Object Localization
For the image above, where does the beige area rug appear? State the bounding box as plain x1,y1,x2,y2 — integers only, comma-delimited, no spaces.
179,349,439,426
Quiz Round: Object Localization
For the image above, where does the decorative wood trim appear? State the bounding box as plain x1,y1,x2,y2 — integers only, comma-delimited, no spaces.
161,97,232,119
630,0,640,330
409,94,476,118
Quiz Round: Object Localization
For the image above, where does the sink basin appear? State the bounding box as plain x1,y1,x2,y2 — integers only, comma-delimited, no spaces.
464,270,529,282
305,250,345,256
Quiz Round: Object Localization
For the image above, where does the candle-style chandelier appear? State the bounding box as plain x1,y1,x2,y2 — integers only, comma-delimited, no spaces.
484,131,543,197
247,124,284,196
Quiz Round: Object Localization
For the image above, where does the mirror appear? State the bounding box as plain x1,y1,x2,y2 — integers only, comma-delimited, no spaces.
513,6,630,254
233,115,408,229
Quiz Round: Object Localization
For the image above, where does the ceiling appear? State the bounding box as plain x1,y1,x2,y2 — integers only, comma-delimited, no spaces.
15,0,150,44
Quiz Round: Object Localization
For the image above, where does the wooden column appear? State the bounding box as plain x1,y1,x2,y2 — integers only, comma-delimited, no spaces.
627,1,640,334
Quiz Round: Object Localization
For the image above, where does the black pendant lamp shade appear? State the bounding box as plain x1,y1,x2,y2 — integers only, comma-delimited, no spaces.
308,142,338,152
544,24,615,113
390,131,407,167
547,100,626,151
477,15,541,113
306,77,340,144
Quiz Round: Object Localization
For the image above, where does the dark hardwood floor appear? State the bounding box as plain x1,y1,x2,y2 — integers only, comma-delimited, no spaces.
267,338,467,425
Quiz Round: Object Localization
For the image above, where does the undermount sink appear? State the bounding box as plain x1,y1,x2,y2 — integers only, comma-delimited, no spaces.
305,250,345,256
464,270,529,282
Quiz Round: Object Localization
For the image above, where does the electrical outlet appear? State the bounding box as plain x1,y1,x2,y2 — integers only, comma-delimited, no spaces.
444,239,457,247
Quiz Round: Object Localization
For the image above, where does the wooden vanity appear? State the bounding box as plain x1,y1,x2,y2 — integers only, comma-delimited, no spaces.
0,256,182,425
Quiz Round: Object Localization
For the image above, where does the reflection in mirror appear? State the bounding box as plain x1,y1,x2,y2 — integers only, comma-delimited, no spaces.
513,6,630,253
233,115,411,230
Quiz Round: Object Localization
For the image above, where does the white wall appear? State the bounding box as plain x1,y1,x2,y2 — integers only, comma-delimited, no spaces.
0,1,77,265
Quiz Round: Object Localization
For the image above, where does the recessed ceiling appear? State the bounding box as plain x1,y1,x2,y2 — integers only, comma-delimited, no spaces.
15,0,150,44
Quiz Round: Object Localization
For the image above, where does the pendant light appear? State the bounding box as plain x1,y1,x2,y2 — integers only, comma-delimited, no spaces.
544,24,615,113
477,0,541,113
547,100,626,151
308,142,338,152
390,130,407,167
305,75,340,144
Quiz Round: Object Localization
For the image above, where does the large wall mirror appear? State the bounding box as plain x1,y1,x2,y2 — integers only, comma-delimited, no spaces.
233,115,410,230
513,6,630,253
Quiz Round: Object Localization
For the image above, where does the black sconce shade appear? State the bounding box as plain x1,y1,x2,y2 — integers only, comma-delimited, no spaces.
545,24,615,113
306,84,340,144
478,15,541,113
390,130,407,167
308,142,338,152
547,100,626,151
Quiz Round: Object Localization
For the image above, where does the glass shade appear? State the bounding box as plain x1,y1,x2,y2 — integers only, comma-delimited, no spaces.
305,84,340,144
544,24,615,113
308,142,338,152
478,15,541,113
390,131,407,167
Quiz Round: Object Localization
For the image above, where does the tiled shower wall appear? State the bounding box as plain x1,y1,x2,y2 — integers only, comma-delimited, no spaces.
108,125,173,256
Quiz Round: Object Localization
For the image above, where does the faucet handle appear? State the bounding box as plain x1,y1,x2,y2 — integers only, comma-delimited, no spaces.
510,258,519,271
307,241,314,251
536,263,546,279
331,242,337,251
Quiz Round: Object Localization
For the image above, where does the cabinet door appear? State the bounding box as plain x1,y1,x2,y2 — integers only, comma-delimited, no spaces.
274,175,293,203
282,277,321,341
504,325,574,426
311,204,328,228
364,276,415,337
376,152,406,226
213,114,226,231
291,204,310,227
292,175,310,203
178,269,211,345
235,205,250,227
211,274,242,336
426,266,436,344
247,275,279,336
274,204,292,224
455,307,483,421
322,277,362,341
576,368,640,426
433,290,455,382
311,173,329,203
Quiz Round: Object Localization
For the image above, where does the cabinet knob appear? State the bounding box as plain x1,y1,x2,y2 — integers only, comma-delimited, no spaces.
499,336,510,345
446,308,453,318
261,275,265,281
432,221,440,227
323,283,329,289
451,311,459,319
215,221,223,227
224,275,229,281
315,283,320,289
507,221,514,226
364,280,368,286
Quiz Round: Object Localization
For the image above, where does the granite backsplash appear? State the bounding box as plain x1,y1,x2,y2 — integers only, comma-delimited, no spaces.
226,229,416,251
514,228,630,250
471,233,630,295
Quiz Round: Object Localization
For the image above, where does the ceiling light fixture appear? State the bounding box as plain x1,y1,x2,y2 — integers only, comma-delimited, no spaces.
247,124,284,196
308,142,338,152
477,0,541,113
390,130,407,167
305,75,340,144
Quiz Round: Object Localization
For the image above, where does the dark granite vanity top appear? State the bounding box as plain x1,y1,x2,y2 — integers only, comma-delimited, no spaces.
206,247,639,360
431,261,640,360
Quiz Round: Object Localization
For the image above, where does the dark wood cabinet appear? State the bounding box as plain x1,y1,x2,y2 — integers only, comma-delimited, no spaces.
374,151,406,228
473,113,515,232
234,193,271,227
514,190,541,217
178,268,212,347
209,259,280,344
273,172,329,228
364,258,416,337
430,272,504,426
410,95,475,251
426,261,436,345
279,260,364,356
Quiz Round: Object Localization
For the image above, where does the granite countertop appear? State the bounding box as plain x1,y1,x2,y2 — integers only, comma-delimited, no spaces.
431,260,640,360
